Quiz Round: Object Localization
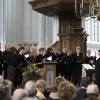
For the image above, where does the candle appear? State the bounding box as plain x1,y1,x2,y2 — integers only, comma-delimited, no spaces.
75,0,77,12
96,0,98,6
93,4,94,16
82,0,83,8
80,4,82,15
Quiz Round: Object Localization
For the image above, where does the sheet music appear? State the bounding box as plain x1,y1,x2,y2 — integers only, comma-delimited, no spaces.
24,54,29,58
47,56,52,61
42,58,46,61
82,64,95,70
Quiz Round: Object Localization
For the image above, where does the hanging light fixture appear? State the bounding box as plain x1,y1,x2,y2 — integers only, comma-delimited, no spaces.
74,0,100,21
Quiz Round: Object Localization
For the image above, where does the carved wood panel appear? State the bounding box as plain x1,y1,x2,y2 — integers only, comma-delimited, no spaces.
71,38,82,53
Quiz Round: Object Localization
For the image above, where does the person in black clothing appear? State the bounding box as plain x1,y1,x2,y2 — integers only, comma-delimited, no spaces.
24,45,30,55
84,50,94,83
62,50,72,81
15,47,27,87
6,47,17,89
59,48,67,59
74,77,90,100
29,49,37,63
94,50,100,92
52,48,60,61
16,47,27,68
24,45,30,63
52,48,60,76
37,48,45,68
37,48,45,62
45,47,54,61
59,48,67,76
72,46,83,86
16,44,22,56
3,44,10,79
0,44,3,75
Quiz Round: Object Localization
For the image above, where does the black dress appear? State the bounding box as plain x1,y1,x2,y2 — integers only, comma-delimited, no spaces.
59,53,67,76
29,56,37,64
72,52,83,85
62,54,72,81
37,53,45,62
52,53,60,76
3,50,9,79
6,53,17,88
37,54,45,68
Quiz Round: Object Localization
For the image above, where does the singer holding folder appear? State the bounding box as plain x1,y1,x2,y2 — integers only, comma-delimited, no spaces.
72,46,83,86
84,50,94,83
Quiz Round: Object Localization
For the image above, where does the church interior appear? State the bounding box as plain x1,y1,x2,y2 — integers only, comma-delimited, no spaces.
0,0,100,100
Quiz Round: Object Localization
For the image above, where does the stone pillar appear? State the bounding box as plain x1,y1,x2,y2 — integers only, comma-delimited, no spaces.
4,0,24,47
0,0,4,51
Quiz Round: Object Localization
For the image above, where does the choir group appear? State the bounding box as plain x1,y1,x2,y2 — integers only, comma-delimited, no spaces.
0,43,100,91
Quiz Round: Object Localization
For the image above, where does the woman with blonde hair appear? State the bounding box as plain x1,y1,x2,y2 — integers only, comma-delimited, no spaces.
36,79,50,100
58,81,76,100
48,75,65,100
30,50,37,63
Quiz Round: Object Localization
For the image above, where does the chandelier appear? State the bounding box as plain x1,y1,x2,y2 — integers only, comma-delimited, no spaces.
75,0,100,21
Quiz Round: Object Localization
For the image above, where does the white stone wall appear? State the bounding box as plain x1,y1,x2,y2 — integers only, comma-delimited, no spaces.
0,0,54,51
23,0,53,50
0,0,4,51
82,17,100,55
4,0,24,47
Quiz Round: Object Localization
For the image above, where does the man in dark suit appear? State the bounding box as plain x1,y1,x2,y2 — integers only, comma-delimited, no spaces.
74,77,90,100
94,50,100,91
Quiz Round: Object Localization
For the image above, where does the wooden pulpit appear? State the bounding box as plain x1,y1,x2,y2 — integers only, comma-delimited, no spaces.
29,0,88,54
36,61,56,89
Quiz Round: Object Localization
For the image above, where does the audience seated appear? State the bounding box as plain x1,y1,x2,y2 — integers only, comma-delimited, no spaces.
0,80,12,100
21,97,39,100
24,80,38,99
74,77,90,100
86,96,100,100
36,79,50,100
0,75,4,82
16,74,31,89
86,84,99,98
48,75,65,100
58,81,76,100
12,89,28,100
